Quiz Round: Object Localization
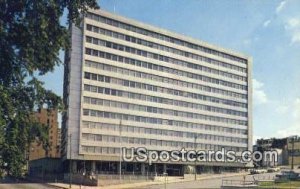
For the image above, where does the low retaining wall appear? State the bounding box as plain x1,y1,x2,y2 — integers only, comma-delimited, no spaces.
64,173,98,186
97,174,154,186
221,185,258,189
154,175,183,182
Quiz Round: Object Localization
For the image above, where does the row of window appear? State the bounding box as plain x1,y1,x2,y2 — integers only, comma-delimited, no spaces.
82,121,247,138
84,72,247,110
84,85,247,116
86,24,247,79
82,108,247,129
82,146,121,154
288,150,300,156
85,50,247,99
82,133,247,148
81,145,246,154
83,96,247,122
85,39,247,91
86,13,248,65
82,133,247,145
85,60,246,100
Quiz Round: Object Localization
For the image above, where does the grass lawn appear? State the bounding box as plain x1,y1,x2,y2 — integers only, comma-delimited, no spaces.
258,181,300,188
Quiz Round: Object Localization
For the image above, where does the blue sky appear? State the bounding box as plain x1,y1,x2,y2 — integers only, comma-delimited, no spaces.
40,0,300,143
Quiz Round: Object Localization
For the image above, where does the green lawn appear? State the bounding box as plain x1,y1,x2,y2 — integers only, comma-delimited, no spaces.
258,181,300,188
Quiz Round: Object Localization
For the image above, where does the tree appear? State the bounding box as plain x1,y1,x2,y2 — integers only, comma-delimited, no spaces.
0,0,99,177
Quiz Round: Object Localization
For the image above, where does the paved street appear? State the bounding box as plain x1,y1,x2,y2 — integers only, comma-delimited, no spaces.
0,183,55,189
1,169,297,189
140,172,277,189
0,177,56,189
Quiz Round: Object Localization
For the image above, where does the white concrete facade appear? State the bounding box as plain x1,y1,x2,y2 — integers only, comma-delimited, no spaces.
62,9,252,167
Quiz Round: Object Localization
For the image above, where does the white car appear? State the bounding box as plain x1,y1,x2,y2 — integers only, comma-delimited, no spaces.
267,167,280,172
260,169,268,173
250,168,267,174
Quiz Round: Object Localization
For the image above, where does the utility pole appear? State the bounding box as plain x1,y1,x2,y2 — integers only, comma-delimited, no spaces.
119,120,122,183
83,155,86,176
69,134,72,188
194,135,197,181
80,155,86,189
291,137,294,170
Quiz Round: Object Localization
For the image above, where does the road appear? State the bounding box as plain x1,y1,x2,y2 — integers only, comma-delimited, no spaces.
140,172,277,189
0,183,55,189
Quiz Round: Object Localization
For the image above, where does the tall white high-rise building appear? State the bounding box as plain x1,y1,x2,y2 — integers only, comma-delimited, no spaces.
62,9,252,175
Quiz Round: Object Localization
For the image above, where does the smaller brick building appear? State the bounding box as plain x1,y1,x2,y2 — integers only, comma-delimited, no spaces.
29,108,60,160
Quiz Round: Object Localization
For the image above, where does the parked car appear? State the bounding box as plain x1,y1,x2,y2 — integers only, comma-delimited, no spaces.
267,167,280,172
250,168,267,174
275,170,300,182
260,169,268,174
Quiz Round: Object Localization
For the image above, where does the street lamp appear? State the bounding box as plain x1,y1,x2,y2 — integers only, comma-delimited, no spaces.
291,138,294,170
80,155,86,189
194,135,197,180
119,120,122,183
69,134,72,188
288,135,297,170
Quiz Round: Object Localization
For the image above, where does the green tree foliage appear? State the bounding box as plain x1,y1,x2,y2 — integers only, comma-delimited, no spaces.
0,0,99,177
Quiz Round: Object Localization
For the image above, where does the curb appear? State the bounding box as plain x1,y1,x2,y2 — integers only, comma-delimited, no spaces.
47,173,249,189
111,173,249,189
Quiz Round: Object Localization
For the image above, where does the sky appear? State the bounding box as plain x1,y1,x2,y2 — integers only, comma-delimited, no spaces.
40,0,300,143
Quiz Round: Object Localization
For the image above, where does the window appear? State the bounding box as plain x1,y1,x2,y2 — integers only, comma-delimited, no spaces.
85,48,91,55
105,76,111,83
86,36,92,43
91,98,97,104
82,133,88,140
86,24,92,31
111,89,117,96
104,88,110,95
83,109,89,116
91,73,97,80
129,138,134,144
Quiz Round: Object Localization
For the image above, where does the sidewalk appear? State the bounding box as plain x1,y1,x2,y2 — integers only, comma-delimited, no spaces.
48,172,249,189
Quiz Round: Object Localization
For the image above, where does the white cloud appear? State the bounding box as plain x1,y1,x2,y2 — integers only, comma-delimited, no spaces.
276,123,300,138
243,39,251,46
253,79,268,105
275,98,300,138
253,79,264,88
291,32,300,44
276,1,287,13
262,1,287,29
287,18,300,29
243,37,259,47
253,135,263,145
292,98,300,118
263,20,271,27
262,1,287,30
285,17,300,44
276,105,289,114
